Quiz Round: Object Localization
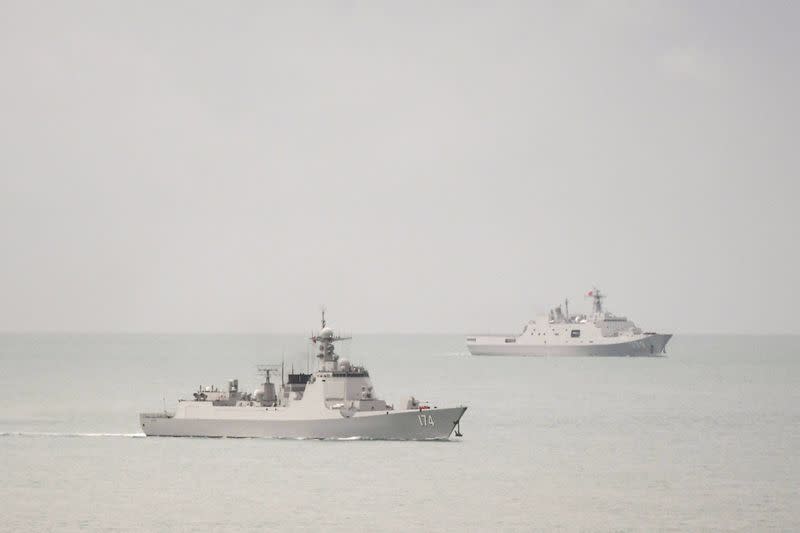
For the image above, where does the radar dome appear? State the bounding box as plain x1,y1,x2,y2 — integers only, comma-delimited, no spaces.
319,327,334,340
339,358,351,371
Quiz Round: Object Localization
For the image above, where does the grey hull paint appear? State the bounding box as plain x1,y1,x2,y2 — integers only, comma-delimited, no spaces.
140,407,467,440
468,334,672,357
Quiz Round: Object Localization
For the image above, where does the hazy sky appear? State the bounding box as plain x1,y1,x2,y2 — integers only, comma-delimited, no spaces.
1,1,798,334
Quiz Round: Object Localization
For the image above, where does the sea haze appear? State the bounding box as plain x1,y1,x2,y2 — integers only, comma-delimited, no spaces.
0,334,797,531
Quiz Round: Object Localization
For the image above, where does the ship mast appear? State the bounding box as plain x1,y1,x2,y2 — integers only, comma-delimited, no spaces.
588,287,604,315
311,307,351,372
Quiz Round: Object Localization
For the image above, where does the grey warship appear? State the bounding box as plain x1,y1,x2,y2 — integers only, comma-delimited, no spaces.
467,288,672,357
140,311,467,440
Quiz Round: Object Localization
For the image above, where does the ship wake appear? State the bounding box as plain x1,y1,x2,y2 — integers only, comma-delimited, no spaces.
0,431,146,438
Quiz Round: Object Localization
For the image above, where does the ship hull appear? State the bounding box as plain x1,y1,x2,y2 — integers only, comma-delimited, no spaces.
140,406,467,440
467,334,672,357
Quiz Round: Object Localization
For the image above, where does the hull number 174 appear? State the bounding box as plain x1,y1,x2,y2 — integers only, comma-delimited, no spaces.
418,414,435,426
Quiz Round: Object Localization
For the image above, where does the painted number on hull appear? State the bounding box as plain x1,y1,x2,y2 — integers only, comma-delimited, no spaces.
418,414,435,427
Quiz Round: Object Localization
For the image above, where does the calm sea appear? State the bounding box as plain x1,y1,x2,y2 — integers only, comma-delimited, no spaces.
1,334,797,532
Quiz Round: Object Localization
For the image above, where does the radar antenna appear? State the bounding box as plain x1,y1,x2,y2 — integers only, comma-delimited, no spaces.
308,309,352,371
256,364,281,406
257,364,281,383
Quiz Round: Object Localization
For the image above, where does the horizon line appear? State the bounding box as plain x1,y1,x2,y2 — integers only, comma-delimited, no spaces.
1,330,799,337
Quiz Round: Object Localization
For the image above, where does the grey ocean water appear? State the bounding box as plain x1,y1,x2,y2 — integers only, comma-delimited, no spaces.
1,334,798,532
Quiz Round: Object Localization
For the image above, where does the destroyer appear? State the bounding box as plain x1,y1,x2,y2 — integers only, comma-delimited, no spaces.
467,288,672,357
140,311,466,439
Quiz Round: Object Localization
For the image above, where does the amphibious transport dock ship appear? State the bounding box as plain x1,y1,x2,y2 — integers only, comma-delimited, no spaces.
467,289,671,357
140,312,466,440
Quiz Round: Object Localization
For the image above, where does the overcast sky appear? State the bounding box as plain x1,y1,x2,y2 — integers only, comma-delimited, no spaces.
0,1,797,334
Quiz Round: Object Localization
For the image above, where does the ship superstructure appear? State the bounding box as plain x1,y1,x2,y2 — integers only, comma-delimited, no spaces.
140,310,466,439
466,288,672,357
